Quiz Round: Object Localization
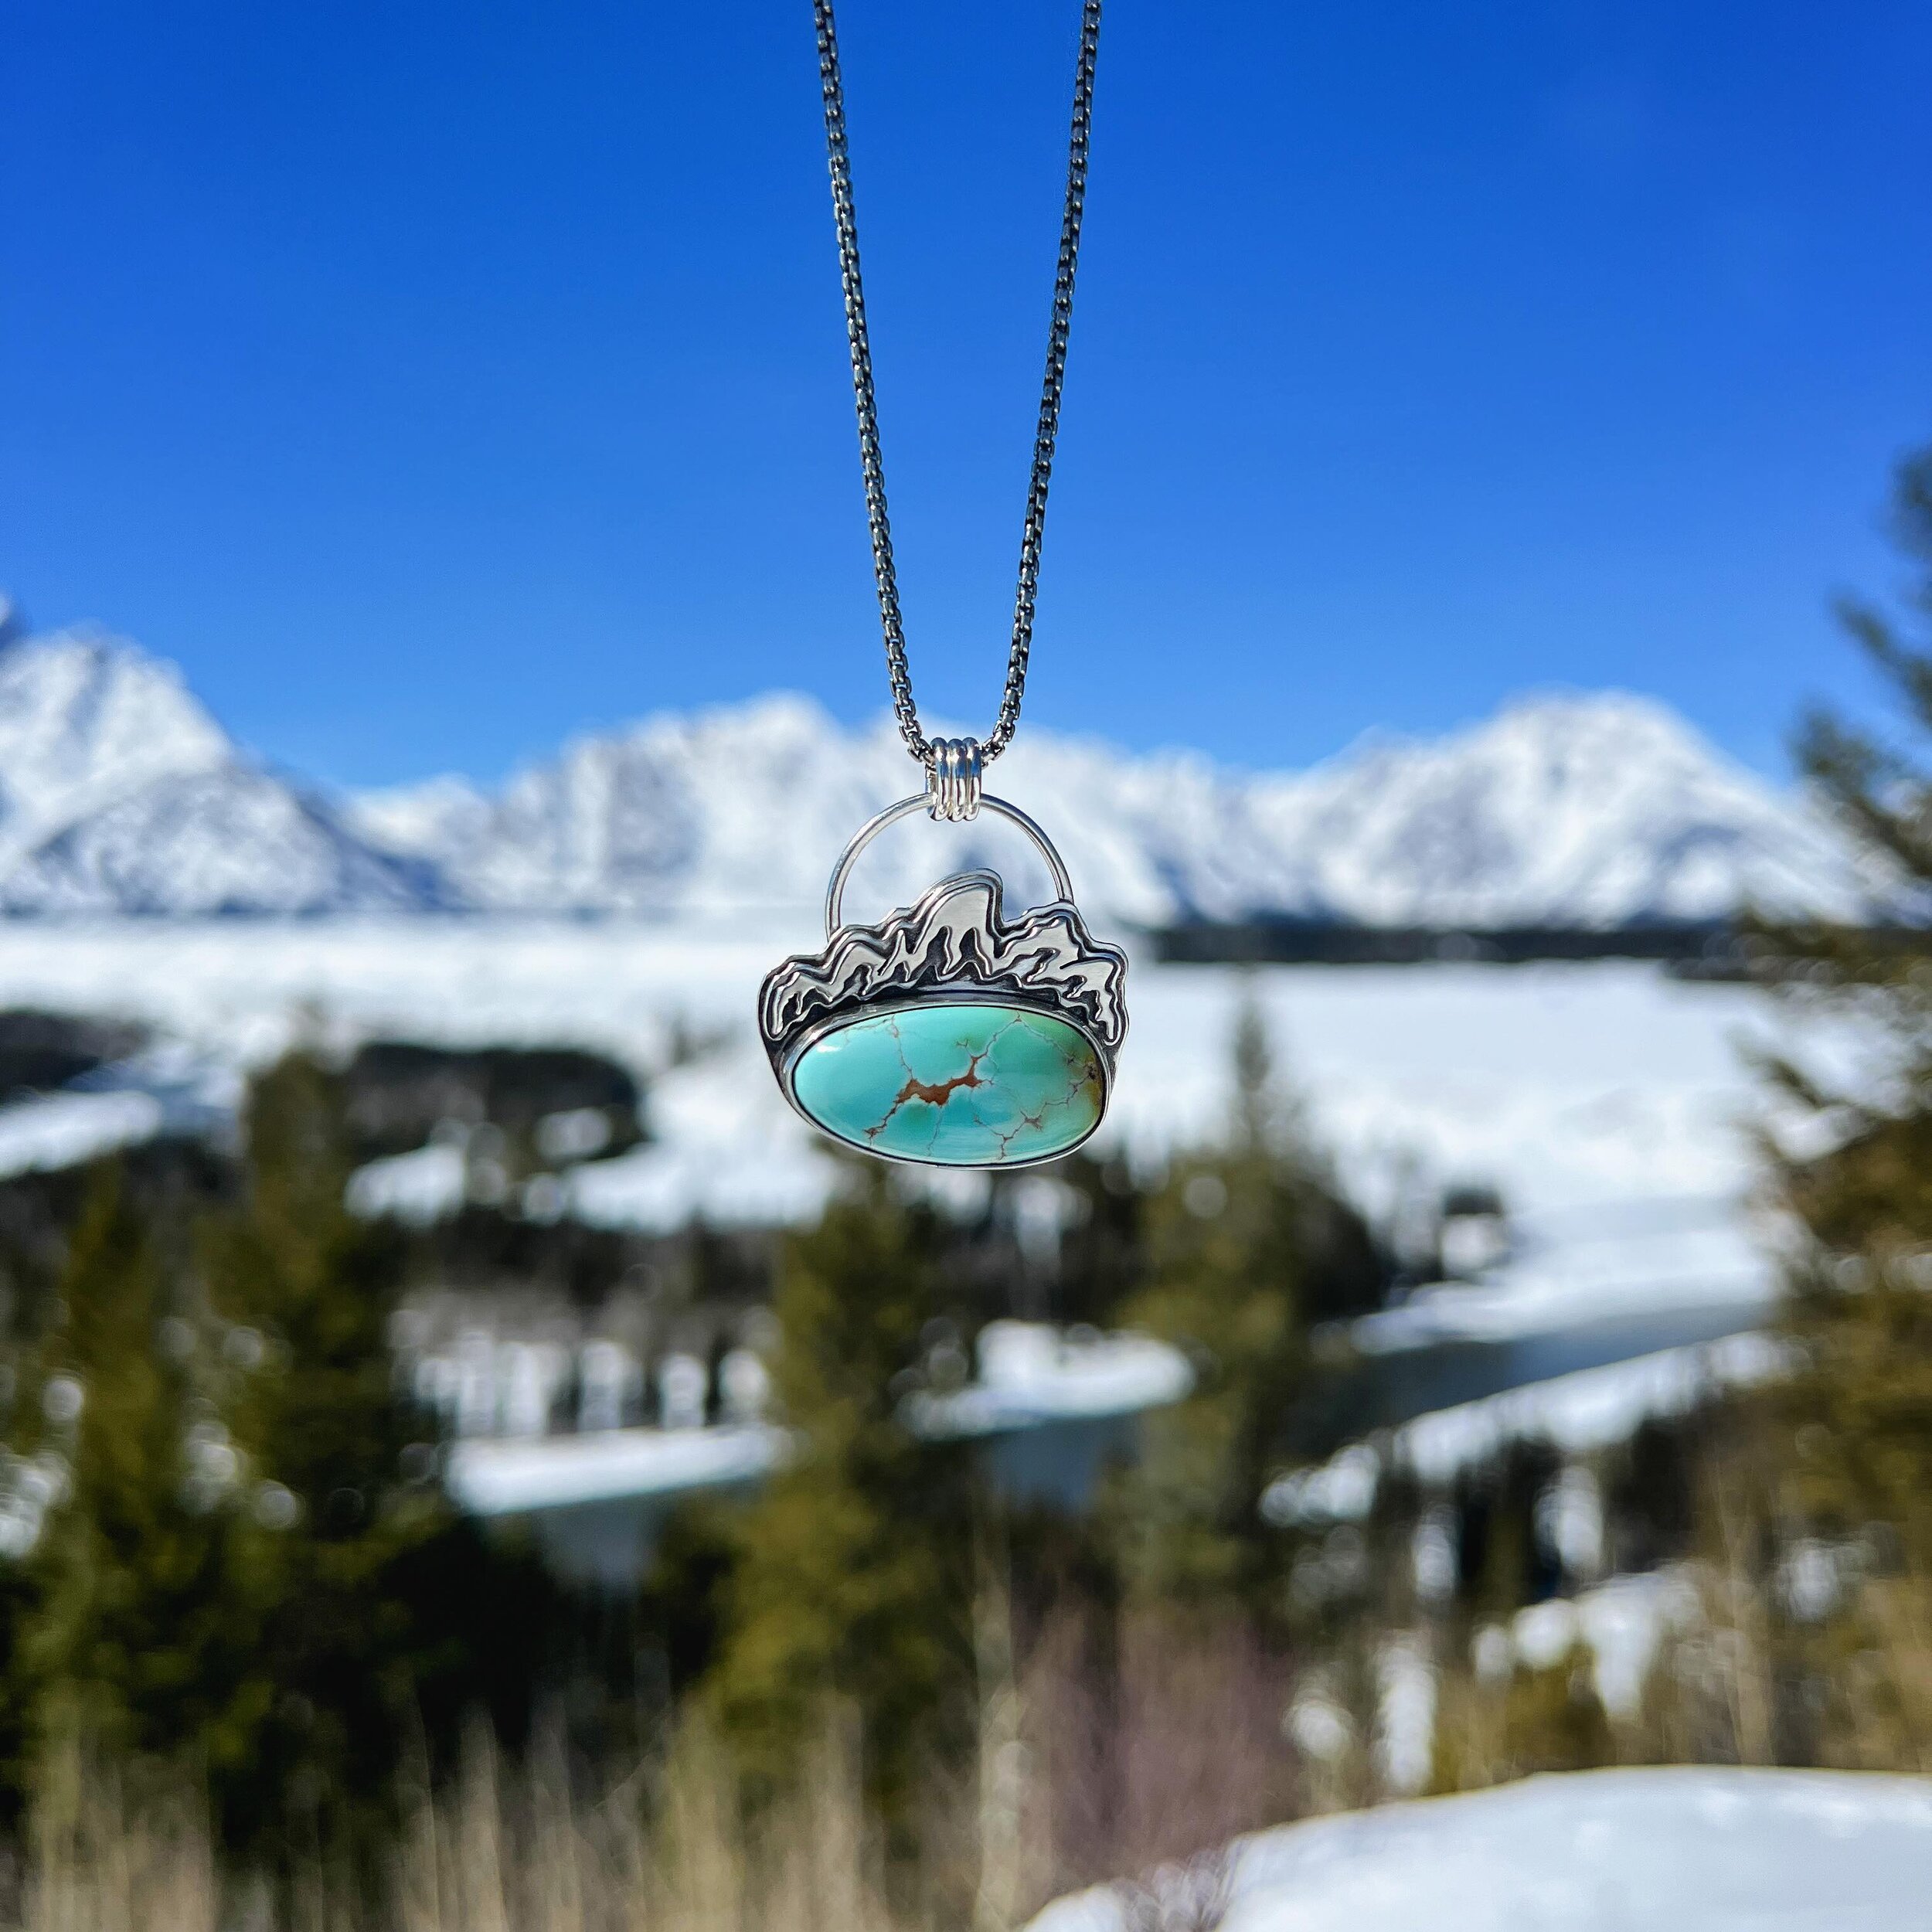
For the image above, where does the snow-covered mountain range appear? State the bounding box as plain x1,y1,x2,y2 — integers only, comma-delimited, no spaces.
0,624,430,916
0,620,1877,926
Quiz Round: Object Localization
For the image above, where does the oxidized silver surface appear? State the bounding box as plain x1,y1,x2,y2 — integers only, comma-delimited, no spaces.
759,869,1128,1082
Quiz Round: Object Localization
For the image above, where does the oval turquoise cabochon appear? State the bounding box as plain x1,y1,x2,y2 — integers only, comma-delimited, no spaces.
787,1002,1105,1166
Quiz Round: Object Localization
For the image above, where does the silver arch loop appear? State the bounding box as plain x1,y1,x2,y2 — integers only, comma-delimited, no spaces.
926,736,983,822
824,792,1077,939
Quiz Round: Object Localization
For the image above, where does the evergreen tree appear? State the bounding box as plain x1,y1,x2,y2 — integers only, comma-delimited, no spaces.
0,1054,587,1859
8,1162,242,1809
704,1168,974,1813
1740,440,1932,1767
1109,997,1383,1606
1752,446,1932,1541
196,1052,554,1856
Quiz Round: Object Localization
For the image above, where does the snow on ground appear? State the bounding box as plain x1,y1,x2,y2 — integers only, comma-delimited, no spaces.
0,923,1783,1240
1509,1566,1705,1718
446,1423,787,1516
905,1321,1195,1437
0,1087,165,1180
1264,1331,1786,1528
0,1042,239,1180
1028,1767,1932,1932
437,1321,1193,1518
1393,1330,1786,1483
564,1034,839,1231
1355,1193,1781,1349
345,1141,468,1226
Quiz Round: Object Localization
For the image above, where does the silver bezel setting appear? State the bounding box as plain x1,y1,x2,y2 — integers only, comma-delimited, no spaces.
759,869,1129,1171
774,991,1114,1171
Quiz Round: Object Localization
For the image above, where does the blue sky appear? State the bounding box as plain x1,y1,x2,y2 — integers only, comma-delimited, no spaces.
4,2,1929,789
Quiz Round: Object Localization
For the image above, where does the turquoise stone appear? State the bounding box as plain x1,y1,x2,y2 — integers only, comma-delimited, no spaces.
788,1002,1104,1166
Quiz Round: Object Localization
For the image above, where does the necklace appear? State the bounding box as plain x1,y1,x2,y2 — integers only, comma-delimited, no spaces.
759,0,1128,1170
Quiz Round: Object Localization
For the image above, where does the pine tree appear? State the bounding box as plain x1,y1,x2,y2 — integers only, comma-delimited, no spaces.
704,1168,974,1813
198,1051,554,1857
0,1056,580,1858
8,1162,242,1809
1109,995,1383,1606
1751,446,1932,1539
1740,440,1932,1767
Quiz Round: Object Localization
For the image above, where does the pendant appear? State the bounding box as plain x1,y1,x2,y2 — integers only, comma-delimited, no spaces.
759,737,1128,1169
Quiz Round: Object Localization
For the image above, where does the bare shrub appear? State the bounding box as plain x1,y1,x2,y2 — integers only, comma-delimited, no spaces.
1110,1850,1236,1932
2,1608,1309,1932
1015,1606,1294,1915
6,1716,904,1932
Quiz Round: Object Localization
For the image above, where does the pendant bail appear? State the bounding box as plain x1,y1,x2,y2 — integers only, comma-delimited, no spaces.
927,736,984,823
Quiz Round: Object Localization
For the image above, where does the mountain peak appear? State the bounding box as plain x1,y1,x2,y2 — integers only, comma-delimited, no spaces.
0,631,1874,926
0,628,235,865
0,627,427,916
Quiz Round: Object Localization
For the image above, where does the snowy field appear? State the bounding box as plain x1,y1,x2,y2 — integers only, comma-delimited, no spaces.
1028,1767,1932,1932
0,920,1786,1300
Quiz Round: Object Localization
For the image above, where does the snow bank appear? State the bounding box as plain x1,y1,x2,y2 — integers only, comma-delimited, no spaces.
1029,1767,1932,1932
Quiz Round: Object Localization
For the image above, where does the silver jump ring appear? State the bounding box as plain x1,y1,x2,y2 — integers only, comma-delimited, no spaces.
926,737,983,822
825,792,1076,938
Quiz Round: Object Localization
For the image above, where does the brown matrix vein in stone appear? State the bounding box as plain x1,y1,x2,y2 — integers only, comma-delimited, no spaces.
864,1015,1002,1141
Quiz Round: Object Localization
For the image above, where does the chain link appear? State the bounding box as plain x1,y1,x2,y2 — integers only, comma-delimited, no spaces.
811,0,1103,769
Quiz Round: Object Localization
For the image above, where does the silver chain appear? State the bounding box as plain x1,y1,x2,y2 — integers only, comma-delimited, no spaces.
812,0,1103,770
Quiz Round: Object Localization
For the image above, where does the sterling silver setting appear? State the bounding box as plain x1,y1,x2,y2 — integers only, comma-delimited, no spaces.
925,736,985,822
759,793,1129,1168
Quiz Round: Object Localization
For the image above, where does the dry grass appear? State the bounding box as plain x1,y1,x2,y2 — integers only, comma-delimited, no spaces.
6,1722,902,1932
25,1559,1932,1932
1,1600,1296,1932
16,1747,222,1932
